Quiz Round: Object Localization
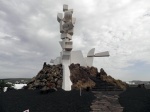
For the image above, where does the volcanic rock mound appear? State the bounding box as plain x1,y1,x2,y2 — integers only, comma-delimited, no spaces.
69,63,95,89
26,63,128,91
27,63,63,90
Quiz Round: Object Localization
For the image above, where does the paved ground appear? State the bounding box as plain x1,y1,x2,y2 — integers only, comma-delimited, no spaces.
90,91,123,112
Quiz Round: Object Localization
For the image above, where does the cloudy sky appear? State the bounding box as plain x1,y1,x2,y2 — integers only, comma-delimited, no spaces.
0,0,150,81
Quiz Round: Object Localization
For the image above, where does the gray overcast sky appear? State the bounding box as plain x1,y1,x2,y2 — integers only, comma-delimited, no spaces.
0,0,150,81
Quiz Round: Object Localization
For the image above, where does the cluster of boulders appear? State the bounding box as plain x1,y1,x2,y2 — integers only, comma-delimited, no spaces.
98,68,128,90
69,64,95,89
27,63,63,92
100,75,127,90
26,63,128,91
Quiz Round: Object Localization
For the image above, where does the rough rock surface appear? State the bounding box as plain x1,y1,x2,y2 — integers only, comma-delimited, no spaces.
88,66,98,77
26,63,128,91
27,63,63,91
99,73,128,90
98,68,107,76
69,63,95,89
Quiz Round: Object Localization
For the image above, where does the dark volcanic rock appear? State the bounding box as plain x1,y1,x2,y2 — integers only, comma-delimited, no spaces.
26,63,128,91
69,63,95,89
27,63,63,90
100,75,128,90
40,86,57,94
99,68,107,76
88,66,98,77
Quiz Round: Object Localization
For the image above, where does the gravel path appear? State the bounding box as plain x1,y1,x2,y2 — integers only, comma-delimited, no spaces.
90,91,123,112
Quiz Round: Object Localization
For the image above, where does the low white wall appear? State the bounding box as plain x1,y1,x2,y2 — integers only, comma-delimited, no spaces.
13,84,27,89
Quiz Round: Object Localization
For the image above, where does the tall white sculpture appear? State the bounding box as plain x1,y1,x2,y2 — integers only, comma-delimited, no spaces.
51,4,110,91
57,5,76,91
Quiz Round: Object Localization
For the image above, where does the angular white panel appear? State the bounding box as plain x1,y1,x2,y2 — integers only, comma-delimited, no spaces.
94,51,110,57
63,4,68,12
61,39,73,51
61,33,72,39
68,9,73,13
59,41,63,49
71,50,87,66
62,51,70,60
50,59,54,63
60,21,64,33
87,48,95,57
64,41,72,51
57,13,63,22
60,52,62,64
68,28,73,35
72,17,76,24
54,57,61,65
62,40,72,51
85,57,94,67
64,11,72,22
62,22,74,32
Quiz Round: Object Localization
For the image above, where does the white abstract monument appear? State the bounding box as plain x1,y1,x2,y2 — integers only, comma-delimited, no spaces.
51,4,110,91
